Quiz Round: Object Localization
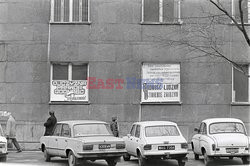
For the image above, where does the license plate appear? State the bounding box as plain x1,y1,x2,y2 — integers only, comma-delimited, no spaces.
99,144,111,149
226,148,239,153
158,145,175,150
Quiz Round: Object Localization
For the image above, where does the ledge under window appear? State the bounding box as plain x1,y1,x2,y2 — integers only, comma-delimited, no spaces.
231,102,250,106
49,21,91,25
49,101,90,105
140,101,182,105
140,21,183,25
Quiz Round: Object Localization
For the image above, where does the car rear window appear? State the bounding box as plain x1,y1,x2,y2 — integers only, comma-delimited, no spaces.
73,123,112,137
209,122,246,134
145,125,180,137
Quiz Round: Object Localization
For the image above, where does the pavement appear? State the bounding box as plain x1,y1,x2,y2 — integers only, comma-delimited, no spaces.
1,150,248,166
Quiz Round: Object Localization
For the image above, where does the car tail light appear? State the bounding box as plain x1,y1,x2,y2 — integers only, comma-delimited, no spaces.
116,144,125,149
83,144,93,150
143,144,152,150
212,144,216,151
181,143,188,149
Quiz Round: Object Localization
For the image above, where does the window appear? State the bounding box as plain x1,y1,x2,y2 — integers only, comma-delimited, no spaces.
142,0,181,23
130,125,136,136
51,0,89,23
61,124,71,137
50,63,89,102
145,125,180,137
198,123,207,134
232,65,250,103
141,63,181,103
135,125,141,138
53,124,62,136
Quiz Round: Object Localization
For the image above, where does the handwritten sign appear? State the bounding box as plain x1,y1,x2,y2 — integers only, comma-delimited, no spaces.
50,80,88,102
141,63,180,103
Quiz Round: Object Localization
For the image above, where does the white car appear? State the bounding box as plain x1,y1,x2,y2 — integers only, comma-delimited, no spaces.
123,121,188,166
0,126,7,162
40,120,126,166
191,118,250,166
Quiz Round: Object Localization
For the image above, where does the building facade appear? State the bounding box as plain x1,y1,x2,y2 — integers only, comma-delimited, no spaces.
0,0,249,149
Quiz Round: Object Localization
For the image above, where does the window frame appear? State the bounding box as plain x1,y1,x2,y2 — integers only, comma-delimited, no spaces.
231,0,250,24
50,62,89,103
50,0,90,23
232,65,250,104
141,0,182,24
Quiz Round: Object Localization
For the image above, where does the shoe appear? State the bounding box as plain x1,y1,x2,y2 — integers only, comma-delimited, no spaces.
16,150,22,153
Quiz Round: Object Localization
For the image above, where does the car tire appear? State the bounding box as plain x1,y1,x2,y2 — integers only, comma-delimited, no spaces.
68,151,78,166
194,153,199,160
242,156,250,164
138,152,146,166
123,153,131,161
229,156,233,160
177,159,185,166
43,147,51,162
0,156,7,162
203,150,212,166
106,158,117,166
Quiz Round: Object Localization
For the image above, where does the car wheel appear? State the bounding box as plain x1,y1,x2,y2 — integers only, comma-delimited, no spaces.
138,152,146,166
194,153,199,160
123,153,131,161
229,156,233,160
68,151,78,166
0,156,7,162
242,156,250,164
203,150,212,166
43,147,51,162
106,159,117,166
177,159,185,166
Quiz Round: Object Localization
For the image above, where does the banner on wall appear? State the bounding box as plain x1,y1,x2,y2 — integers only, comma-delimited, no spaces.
50,80,88,102
141,63,180,103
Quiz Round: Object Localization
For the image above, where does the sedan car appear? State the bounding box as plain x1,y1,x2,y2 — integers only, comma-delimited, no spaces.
123,121,188,166
0,124,7,162
40,120,126,166
191,118,250,166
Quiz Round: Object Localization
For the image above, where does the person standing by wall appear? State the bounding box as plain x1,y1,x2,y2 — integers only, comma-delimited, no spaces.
44,110,57,136
6,113,22,153
110,116,119,137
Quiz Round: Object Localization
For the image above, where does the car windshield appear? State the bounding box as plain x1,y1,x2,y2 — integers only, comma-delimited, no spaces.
145,125,180,137
73,123,112,137
209,122,245,134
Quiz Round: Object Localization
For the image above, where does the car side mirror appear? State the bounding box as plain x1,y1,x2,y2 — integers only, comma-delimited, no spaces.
127,134,131,138
194,128,200,132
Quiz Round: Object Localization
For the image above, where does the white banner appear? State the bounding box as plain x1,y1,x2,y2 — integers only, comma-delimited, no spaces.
50,80,88,102
141,63,180,103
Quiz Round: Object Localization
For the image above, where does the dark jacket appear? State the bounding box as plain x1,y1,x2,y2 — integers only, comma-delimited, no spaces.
44,115,57,136
110,121,119,137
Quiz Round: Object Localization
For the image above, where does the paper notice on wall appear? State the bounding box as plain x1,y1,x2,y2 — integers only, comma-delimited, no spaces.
141,63,180,103
50,80,88,102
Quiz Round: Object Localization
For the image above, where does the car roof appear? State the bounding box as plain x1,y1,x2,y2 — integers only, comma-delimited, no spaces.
202,118,244,125
133,121,177,127
57,120,108,126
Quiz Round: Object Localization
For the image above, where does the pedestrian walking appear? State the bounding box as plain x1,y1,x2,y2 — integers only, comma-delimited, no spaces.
6,113,22,153
110,116,119,137
44,110,57,136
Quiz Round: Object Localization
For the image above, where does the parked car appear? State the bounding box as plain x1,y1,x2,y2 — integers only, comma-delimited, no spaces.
191,118,250,166
123,121,188,166
40,120,126,166
0,124,7,162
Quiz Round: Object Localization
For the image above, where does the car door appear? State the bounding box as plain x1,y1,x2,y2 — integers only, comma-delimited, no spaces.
192,123,204,155
57,124,71,157
131,125,141,156
48,123,62,156
126,124,136,155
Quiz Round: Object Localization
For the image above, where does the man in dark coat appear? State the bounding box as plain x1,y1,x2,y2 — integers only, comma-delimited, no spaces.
44,110,57,136
110,116,119,137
